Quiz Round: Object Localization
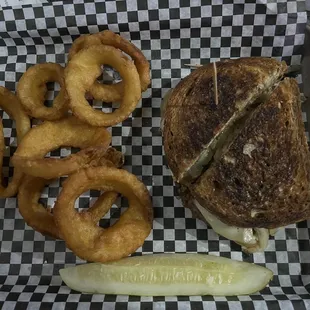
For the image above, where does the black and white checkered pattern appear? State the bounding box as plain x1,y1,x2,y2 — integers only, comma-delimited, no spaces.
0,1,309,309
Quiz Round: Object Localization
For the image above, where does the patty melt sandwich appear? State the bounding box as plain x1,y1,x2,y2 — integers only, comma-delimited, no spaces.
162,57,310,253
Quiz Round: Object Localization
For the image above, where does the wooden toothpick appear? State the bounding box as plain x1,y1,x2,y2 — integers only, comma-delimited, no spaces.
213,62,218,106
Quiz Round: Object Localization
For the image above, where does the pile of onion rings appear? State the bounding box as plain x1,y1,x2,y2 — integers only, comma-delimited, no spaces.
0,30,153,262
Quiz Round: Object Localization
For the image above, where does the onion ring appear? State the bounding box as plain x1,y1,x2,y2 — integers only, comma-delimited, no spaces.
68,30,150,102
12,116,111,179
0,87,31,197
54,166,153,263
65,45,141,127
17,63,69,121
18,148,124,239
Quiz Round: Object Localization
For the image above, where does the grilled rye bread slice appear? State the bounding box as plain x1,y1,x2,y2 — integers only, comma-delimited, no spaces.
191,78,310,229
163,57,287,184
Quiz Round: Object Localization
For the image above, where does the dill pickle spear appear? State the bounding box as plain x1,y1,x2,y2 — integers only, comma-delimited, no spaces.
59,254,273,296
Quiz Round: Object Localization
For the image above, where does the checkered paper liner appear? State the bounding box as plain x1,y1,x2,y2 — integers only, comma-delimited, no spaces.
0,1,309,309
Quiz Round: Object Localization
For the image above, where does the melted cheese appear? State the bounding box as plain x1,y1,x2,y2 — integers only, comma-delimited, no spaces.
194,200,270,253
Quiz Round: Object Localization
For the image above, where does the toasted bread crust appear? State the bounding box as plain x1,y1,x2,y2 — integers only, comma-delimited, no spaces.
163,57,287,183
191,78,310,228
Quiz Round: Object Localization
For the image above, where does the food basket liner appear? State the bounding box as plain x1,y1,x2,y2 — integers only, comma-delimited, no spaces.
0,1,309,309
